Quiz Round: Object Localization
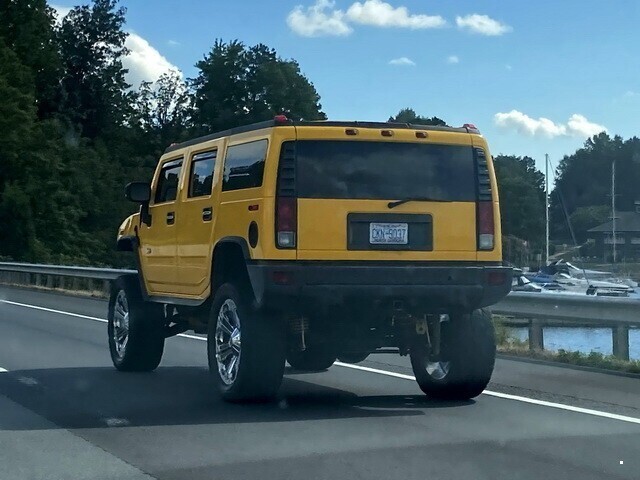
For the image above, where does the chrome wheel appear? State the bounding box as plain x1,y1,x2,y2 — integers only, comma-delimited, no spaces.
425,361,450,380
215,299,241,386
112,290,129,358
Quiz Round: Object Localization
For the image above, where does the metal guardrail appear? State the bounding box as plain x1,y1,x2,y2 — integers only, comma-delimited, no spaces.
0,262,135,280
0,262,638,360
493,291,639,325
0,262,135,295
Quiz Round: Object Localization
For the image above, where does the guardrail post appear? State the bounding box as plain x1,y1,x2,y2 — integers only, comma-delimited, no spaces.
529,319,544,351
46,275,54,288
612,325,630,361
103,280,111,296
35,273,42,287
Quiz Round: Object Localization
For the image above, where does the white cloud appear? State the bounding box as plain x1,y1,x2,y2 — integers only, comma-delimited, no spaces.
494,110,606,139
287,0,445,36
346,0,446,29
123,33,180,88
287,0,352,37
167,40,180,47
447,55,459,64
505,64,513,71
624,90,638,98
456,14,512,36
51,4,72,22
566,114,608,138
389,57,415,66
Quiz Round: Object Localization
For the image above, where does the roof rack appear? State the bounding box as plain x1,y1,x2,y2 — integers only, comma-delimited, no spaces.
164,119,475,154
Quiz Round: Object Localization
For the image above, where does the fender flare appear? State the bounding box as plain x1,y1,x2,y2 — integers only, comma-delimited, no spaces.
212,236,251,260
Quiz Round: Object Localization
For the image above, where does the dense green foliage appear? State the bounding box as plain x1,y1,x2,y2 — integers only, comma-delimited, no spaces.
192,40,326,133
388,108,447,126
0,0,324,265
493,155,546,247
551,133,640,242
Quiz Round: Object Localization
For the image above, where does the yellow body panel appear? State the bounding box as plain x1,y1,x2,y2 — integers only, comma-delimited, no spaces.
117,122,503,302
137,202,178,293
297,199,477,261
172,138,225,297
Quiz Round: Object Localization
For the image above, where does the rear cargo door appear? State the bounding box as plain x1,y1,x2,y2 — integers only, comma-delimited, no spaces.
293,137,479,261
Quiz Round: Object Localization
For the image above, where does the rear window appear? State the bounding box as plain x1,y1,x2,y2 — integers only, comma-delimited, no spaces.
293,141,476,201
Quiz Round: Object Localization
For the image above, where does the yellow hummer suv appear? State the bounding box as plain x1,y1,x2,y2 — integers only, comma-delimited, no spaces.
111,116,512,401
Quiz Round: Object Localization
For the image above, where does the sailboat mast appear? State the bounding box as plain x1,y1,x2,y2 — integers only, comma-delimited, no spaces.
612,158,616,264
545,154,549,265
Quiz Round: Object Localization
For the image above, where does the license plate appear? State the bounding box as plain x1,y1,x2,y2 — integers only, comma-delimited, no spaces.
369,223,408,245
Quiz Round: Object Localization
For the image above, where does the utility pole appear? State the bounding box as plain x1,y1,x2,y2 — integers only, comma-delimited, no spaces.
545,154,549,265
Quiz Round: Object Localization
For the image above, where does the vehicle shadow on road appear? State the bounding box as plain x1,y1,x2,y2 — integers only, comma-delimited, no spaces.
0,366,474,431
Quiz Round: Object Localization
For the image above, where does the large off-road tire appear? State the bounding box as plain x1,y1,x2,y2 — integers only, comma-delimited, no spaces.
207,283,286,402
410,309,496,400
108,276,165,372
287,345,337,371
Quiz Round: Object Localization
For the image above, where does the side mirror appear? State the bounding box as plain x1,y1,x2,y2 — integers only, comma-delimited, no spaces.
125,182,151,203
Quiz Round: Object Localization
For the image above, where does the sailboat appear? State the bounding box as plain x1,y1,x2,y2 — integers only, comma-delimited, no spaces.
530,155,638,298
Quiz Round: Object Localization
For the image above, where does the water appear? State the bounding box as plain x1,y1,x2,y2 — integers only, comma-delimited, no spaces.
510,327,640,360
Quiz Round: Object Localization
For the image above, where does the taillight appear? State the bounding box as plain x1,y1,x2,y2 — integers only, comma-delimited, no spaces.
475,148,494,250
477,201,494,250
276,197,297,248
276,141,297,249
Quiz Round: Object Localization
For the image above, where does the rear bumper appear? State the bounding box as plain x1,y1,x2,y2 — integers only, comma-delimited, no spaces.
247,261,512,314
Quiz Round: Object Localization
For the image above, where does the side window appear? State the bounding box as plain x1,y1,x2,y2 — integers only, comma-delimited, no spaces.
222,139,268,191
154,159,183,204
188,150,216,198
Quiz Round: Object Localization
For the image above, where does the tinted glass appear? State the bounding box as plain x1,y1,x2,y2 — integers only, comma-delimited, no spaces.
154,159,182,203
294,141,476,201
189,151,216,198
222,139,268,191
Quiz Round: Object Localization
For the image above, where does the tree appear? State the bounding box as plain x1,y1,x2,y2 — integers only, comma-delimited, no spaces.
57,0,131,138
132,71,193,159
0,39,38,258
0,0,61,119
388,108,447,126
493,155,546,246
192,40,325,133
550,133,640,241
568,206,610,243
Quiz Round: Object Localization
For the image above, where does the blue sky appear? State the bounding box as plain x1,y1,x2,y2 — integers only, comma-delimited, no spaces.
52,0,640,173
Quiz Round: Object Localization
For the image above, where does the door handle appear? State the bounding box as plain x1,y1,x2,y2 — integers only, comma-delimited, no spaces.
202,207,213,222
166,212,175,225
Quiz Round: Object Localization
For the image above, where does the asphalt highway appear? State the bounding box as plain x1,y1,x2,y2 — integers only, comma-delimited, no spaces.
0,285,639,480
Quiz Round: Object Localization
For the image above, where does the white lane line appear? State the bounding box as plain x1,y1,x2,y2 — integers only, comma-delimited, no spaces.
0,299,206,342
334,362,640,426
4,299,640,425
0,300,106,323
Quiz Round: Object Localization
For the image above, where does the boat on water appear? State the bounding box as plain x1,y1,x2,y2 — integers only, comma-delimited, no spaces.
523,260,638,297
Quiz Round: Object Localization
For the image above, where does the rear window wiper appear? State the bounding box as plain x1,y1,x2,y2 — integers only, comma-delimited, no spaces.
387,197,452,209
